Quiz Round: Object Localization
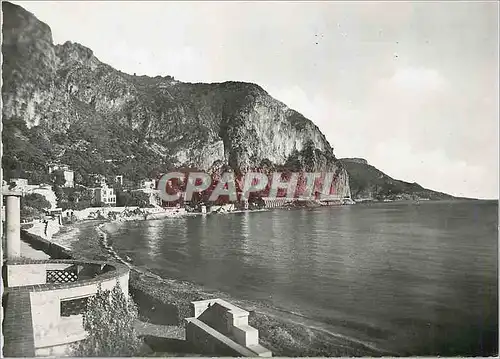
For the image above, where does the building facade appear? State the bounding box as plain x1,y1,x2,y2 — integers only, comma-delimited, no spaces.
90,184,116,206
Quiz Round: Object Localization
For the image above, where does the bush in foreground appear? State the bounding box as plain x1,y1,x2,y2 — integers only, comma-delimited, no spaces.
72,282,144,357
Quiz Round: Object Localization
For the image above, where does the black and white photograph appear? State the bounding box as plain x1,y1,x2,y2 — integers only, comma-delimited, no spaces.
1,1,498,357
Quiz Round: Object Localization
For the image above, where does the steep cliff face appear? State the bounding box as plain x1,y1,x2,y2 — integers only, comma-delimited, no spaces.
2,1,348,188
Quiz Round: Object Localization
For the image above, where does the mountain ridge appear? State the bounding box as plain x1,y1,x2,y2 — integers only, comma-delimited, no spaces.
340,158,464,201
2,0,349,197
2,1,460,201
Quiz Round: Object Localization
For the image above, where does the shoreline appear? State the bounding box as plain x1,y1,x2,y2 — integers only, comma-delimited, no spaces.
34,211,394,357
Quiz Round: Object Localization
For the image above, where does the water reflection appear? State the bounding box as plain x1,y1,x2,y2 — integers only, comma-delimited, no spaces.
240,211,250,264
145,221,163,259
241,211,250,239
108,202,498,356
178,217,188,244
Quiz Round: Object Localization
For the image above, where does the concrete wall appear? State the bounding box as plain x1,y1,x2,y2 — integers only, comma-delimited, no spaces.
30,272,129,352
262,197,292,209
232,324,259,348
8,263,46,287
189,299,272,357
35,342,73,357
21,230,72,259
73,206,139,220
7,262,102,288
198,303,231,336
185,318,256,357
7,263,76,287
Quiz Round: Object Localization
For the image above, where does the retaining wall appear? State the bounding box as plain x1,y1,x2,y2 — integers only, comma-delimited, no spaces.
21,230,72,259
73,207,139,220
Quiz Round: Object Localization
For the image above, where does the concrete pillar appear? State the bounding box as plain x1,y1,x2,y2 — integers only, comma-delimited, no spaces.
4,192,22,259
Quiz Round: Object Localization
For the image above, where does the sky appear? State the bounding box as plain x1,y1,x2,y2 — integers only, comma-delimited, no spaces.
12,1,500,199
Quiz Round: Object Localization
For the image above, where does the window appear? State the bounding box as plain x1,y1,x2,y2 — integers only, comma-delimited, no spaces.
60,296,89,317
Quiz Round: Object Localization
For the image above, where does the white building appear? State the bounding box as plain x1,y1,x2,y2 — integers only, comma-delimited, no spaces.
8,179,29,196
115,175,124,186
90,184,116,206
141,179,156,189
63,170,74,188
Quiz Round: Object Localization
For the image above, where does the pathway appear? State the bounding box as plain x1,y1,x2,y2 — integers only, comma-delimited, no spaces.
134,320,185,340
20,240,51,260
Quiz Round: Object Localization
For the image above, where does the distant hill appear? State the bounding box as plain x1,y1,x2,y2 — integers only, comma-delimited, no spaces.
340,158,457,201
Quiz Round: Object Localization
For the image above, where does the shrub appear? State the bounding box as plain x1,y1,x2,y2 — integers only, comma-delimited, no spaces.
20,193,51,212
72,282,143,357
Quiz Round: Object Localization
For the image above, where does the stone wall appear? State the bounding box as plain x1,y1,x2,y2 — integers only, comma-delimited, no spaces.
30,272,129,353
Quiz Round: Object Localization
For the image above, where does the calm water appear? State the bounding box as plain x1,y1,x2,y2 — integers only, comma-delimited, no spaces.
106,201,498,355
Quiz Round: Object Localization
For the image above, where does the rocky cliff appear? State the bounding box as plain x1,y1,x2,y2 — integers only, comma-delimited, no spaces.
2,1,348,192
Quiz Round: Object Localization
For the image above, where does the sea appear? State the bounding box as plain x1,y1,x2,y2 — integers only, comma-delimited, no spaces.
99,200,498,356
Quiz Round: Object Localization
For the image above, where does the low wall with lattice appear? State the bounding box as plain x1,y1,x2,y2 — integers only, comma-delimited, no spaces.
3,259,129,357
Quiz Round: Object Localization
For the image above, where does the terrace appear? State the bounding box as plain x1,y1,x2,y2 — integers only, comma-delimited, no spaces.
2,190,131,357
3,259,130,357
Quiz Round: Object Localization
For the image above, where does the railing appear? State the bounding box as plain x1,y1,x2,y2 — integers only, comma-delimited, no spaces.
5,259,118,288
47,269,78,284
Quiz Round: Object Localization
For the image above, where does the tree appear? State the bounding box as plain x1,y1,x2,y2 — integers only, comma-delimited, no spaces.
52,169,66,187
130,191,151,208
116,191,132,207
30,170,51,185
59,201,76,211
21,193,51,212
72,282,143,357
116,190,150,208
